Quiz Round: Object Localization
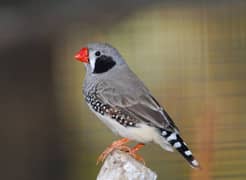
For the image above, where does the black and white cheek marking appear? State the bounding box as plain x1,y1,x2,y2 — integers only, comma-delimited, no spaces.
88,51,116,74
88,50,102,72
89,54,97,73
93,55,116,74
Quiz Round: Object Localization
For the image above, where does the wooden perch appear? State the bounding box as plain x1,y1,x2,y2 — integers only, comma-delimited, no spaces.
97,150,157,180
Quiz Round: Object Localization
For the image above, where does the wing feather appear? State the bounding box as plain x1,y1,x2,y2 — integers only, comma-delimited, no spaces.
95,78,179,132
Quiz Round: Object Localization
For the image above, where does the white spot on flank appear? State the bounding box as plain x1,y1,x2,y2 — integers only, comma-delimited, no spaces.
162,131,167,136
192,160,199,166
173,142,182,148
183,142,187,146
166,133,177,141
185,150,192,156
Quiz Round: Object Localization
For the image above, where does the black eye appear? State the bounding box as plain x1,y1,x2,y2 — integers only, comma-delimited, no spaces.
95,51,101,56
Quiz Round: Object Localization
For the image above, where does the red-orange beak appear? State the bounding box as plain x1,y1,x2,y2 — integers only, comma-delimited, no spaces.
74,47,89,63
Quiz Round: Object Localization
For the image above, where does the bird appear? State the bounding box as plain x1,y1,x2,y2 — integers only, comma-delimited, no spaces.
74,42,200,168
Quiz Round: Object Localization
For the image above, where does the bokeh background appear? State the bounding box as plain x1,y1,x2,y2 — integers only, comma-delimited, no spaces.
1,0,246,180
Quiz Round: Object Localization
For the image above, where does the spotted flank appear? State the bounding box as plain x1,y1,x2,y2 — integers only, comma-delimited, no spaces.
160,129,200,168
85,93,136,127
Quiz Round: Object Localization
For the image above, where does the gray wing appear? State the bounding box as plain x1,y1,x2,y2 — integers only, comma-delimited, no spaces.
95,79,179,132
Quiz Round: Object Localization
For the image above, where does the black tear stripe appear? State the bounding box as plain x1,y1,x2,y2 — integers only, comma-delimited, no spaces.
93,55,116,74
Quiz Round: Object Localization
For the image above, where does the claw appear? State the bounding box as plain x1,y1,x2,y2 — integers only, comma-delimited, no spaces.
96,140,146,165
129,152,146,165
96,138,130,165
128,143,145,164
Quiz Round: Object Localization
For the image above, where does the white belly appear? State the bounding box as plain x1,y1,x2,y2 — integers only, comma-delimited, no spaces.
96,112,155,143
88,106,174,151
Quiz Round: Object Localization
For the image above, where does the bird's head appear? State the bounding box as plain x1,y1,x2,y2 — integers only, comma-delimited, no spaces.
75,43,125,74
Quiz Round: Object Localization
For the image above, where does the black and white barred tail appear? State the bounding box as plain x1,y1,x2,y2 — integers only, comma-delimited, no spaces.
161,129,200,169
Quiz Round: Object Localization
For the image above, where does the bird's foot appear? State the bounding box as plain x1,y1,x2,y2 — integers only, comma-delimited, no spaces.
128,152,145,165
96,140,145,165
96,138,130,165
128,143,145,165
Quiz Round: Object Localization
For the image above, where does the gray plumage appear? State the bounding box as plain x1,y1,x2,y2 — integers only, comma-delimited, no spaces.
79,42,200,168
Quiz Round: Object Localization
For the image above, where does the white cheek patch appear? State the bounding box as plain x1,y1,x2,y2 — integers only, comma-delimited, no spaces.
89,56,96,72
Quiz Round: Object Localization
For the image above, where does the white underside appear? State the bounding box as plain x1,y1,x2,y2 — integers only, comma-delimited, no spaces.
91,107,173,152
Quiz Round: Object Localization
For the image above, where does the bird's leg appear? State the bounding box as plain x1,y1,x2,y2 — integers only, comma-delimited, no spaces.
131,143,145,152
128,143,145,164
96,138,130,165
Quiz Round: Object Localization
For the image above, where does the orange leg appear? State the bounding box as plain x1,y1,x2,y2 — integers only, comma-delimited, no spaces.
131,143,145,153
129,143,145,164
97,138,130,165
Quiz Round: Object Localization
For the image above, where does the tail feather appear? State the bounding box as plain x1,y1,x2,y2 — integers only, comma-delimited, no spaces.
160,129,200,169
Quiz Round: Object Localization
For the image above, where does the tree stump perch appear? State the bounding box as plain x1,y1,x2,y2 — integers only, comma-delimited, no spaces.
97,150,157,180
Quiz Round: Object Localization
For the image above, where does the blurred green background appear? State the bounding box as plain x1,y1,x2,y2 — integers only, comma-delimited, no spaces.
1,0,246,180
